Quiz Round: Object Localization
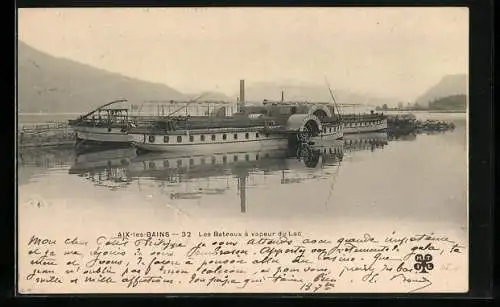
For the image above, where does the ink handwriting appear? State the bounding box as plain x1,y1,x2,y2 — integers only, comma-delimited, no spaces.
20,231,465,293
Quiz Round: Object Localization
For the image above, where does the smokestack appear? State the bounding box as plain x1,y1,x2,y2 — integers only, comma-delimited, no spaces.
281,90,284,103
239,80,245,112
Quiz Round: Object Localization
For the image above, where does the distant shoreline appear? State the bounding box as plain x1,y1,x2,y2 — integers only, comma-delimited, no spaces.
17,112,83,116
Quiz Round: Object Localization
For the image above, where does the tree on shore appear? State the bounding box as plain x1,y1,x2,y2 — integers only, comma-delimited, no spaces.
428,94,466,110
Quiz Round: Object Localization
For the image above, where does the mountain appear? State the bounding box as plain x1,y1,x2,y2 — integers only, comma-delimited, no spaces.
415,74,467,106
17,41,186,113
237,82,398,107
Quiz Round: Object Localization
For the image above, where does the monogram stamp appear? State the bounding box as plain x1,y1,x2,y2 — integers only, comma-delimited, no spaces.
414,254,434,273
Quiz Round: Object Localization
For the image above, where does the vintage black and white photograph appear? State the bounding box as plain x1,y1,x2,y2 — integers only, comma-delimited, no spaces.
16,7,468,294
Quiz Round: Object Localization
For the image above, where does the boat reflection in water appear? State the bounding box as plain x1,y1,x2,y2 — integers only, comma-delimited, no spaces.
68,147,138,190
67,131,391,213
343,132,388,152
387,131,417,142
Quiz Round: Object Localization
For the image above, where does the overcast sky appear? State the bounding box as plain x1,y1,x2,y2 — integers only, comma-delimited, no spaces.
18,7,468,101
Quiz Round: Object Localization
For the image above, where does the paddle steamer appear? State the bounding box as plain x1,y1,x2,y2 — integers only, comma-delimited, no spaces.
68,80,390,153
128,81,344,153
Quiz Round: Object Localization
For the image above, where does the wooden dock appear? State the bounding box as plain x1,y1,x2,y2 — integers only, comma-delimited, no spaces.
18,122,76,148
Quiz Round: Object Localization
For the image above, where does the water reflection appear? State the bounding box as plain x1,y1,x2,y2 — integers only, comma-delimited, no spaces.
18,114,466,235
18,132,396,213
342,132,388,152
51,133,389,213
68,147,137,190
17,146,76,168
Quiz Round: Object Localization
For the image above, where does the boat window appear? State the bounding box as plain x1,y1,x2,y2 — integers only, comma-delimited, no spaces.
189,159,194,166
234,155,238,162
149,135,155,143
323,128,327,133
222,156,227,164
265,133,269,137
163,136,169,143
201,158,205,164
177,160,182,167
163,160,169,168
256,132,260,138
234,133,238,140
200,135,205,141
189,135,194,142
256,154,259,160
211,134,216,141
245,154,250,161
245,133,249,139
149,162,156,169
223,134,227,140
211,157,216,164
329,128,332,133
177,136,182,143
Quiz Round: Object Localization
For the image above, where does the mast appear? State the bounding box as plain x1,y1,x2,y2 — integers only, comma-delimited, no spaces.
165,92,209,118
324,77,342,121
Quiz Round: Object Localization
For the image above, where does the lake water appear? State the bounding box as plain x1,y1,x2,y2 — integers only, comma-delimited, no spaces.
17,112,467,229
16,112,468,292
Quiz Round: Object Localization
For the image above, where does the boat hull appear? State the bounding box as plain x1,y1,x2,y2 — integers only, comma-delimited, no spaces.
311,130,343,142
73,126,131,144
131,136,290,153
343,120,387,134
